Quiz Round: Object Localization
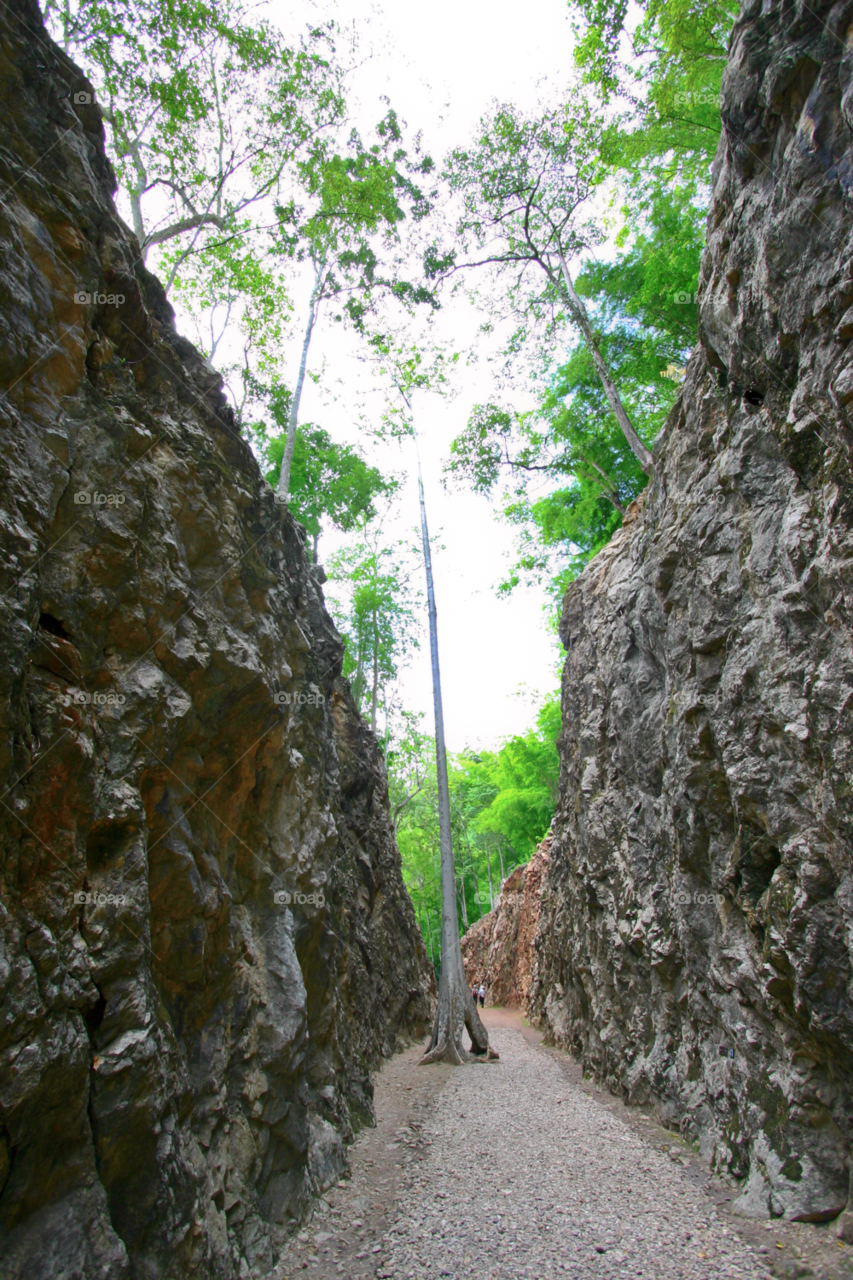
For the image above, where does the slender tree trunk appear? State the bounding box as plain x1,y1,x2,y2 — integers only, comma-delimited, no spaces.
354,633,365,711
415,439,496,1065
424,903,435,969
457,871,469,931
276,258,325,501
130,186,147,254
555,247,655,476
371,609,379,733
312,531,319,564
497,839,505,884
484,839,495,910
468,843,483,919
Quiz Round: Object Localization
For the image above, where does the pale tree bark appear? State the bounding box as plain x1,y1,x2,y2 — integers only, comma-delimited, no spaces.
143,212,226,250
371,609,379,734
415,438,497,1065
467,843,484,919
555,247,655,476
457,871,469,932
485,840,495,910
424,902,435,969
276,258,326,502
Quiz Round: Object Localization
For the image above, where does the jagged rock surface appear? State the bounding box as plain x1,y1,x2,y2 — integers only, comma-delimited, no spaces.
530,0,853,1232
0,4,433,1277
460,837,550,1009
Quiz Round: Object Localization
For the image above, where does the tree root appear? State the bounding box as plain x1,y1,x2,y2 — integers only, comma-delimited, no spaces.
418,1006,501,1065
418,1039,499,1065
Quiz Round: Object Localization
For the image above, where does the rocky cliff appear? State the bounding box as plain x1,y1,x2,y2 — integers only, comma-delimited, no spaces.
529,0,853,1232
0,3,433,1277
461,837,550,1008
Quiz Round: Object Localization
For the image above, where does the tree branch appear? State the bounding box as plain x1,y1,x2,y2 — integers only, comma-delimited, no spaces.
142,212,227,250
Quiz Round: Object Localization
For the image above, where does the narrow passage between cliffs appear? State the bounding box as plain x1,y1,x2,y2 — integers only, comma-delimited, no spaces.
275,1012,847,1280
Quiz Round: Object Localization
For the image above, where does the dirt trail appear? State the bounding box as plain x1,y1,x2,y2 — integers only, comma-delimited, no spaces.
274,1010,853,1280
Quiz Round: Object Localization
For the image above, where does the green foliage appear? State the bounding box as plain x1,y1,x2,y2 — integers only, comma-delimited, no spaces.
48,0,439,456
264,425,396,548
444,0,738,601
391,694,560,962
46,0,346,263
446,315,678,594
325,523,420,732
470,695,561,854
444,98,607,341
277,110,440,334
573,0,736,330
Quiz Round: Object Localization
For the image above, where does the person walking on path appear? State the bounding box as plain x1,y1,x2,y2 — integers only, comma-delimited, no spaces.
472,981,478,1004
478,983,486,1008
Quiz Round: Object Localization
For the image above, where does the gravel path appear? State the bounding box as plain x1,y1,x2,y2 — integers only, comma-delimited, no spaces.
278,1018,849,1279
374,1026,767,1280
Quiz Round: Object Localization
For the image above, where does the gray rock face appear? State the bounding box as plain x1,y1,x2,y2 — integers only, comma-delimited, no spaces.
0,3,433,1276
530,0,853,1229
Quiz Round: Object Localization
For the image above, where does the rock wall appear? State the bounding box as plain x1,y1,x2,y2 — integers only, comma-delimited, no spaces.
530,0,853,1230
461,837,550,1009
0,4,433,1277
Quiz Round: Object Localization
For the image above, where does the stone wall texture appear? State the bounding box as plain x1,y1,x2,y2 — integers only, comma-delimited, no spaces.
0,3,433,1276
461,837,550,1010
529,0,853,1230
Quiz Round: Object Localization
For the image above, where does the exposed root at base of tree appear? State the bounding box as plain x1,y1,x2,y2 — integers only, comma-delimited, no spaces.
418,989,500,1064
418,1041,500,1065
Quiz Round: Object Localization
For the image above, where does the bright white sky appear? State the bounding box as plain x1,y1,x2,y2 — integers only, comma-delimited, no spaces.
257,0,578,751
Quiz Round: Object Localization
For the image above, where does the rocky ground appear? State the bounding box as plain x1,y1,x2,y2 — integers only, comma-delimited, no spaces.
275,1011,853,1280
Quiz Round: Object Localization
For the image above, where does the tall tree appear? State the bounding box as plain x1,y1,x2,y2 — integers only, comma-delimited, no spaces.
391,692,560,957
414,434,493,1063
325,519,420,734
274,112,438,500
442,0,739,599
370,337,495,1062
45,0,346,276
442,100,654,475
47,0,438,473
